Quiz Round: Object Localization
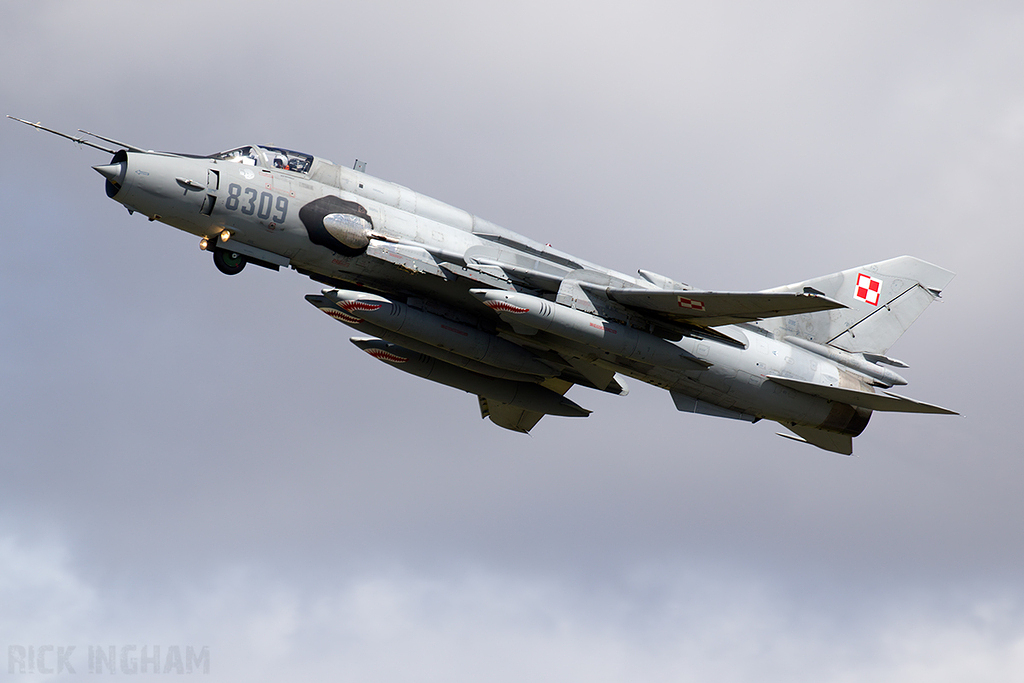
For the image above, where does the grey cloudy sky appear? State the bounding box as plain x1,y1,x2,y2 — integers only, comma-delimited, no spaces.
2,1,1022,680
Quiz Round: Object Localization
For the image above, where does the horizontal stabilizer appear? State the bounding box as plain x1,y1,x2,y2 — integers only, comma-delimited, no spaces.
777,426,854,455
767,376,957,415
600,287,845,327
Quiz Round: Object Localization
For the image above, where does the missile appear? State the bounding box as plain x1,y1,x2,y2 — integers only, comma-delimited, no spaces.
469,289,708,372
322,289,556,377
305,294,541,382
350,338,591,418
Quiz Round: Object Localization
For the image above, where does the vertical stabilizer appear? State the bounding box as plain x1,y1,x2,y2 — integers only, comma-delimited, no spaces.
760,256,954,355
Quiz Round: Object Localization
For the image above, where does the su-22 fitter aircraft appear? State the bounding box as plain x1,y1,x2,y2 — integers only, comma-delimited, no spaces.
10,116,957,455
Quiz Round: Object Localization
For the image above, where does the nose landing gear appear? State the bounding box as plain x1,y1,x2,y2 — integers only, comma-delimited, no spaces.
201,235,247,275
212,248,247,275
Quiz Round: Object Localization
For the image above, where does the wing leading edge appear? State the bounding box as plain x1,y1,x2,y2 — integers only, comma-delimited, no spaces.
600,287,846,327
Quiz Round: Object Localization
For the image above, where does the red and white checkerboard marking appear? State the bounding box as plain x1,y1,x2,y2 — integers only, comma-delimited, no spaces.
677,296,706,311
854,273,883,306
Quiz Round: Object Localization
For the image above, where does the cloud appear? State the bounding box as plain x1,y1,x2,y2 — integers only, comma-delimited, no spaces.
2,2,1024,680
4,533,1024,682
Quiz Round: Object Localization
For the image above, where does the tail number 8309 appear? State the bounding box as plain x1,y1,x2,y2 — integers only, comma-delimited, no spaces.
224,183,288,222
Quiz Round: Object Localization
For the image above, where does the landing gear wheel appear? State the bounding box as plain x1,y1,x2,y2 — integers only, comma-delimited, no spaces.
213,249,247,275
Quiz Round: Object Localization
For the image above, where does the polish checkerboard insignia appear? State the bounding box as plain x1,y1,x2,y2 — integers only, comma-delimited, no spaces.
854,273,883,306
677,296,706,311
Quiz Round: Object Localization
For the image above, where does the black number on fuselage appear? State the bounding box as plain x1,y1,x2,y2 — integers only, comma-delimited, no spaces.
273,195,288,223
225,183,241,210
241,187,258,215
223,183,288,223
257,192,273,220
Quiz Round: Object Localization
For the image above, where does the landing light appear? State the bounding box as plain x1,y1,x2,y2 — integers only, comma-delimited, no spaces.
199,237,209,251
219,231,232,243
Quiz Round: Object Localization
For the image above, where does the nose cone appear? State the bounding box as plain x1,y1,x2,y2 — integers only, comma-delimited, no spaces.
92,162,125,184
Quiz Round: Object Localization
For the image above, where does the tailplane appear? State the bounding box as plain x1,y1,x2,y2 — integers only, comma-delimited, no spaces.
760,256,954,355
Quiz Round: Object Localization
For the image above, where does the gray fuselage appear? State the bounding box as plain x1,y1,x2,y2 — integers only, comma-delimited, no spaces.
100,145,872,439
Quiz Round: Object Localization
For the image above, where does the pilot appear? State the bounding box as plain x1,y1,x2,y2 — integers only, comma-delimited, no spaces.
273,153,289,170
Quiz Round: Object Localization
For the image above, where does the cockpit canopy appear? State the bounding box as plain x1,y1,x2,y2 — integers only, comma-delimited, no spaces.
209,145,314,174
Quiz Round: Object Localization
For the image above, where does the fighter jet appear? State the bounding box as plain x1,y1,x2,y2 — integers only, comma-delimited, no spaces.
10,116,957,454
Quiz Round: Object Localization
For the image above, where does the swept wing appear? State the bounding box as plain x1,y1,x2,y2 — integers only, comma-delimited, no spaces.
600,287,845,327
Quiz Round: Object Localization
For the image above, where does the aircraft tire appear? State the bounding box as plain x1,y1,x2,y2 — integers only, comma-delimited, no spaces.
213,249,247,275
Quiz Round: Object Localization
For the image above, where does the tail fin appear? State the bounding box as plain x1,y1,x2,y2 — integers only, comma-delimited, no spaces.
761,256,954,355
